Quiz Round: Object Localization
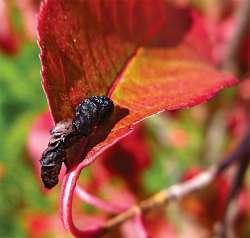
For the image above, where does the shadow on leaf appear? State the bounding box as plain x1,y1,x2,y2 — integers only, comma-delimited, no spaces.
66,105,129,169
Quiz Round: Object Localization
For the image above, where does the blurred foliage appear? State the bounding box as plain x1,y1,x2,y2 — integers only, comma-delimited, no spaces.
0,42,199,236
0,43,238,236
0,43,51,237
0,0,249,237
143,111,204,193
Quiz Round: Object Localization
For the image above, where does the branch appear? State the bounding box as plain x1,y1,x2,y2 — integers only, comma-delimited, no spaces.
222,0,250,72
60,169,103,238
214,148,250,238
199,111,226,164
102,132,250,232
102,167,216,231
61,130,250,237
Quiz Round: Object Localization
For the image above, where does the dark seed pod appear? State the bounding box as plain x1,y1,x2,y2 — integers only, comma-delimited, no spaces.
40,146,65,189
49,119,80,149
40,96,114,189
73,96,114,136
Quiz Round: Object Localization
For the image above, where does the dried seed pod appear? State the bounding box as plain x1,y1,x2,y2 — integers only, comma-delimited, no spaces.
40,146,65,189
73,96,114,136
40,96,114,189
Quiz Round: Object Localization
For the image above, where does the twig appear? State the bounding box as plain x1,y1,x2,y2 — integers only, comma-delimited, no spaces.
215,1,250,236
215,1,250,232
214,151,250,238
102,168,217,231
213,132,250,238
201,3,250,234
200,110,227,165
61,131,250,237
222,0,250,72
217,131,250,171
200,0,250,169
102,132,250,233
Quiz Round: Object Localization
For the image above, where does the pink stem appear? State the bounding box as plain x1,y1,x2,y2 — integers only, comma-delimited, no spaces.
60,119,134,237
61,150,130,237
61,168,103,237
133,214,149,238
75,185,126,213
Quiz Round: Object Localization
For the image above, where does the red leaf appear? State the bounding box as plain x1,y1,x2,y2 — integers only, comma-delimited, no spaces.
38,6,239,235
38,0,192,122
180,167,250,232
24,213,105,238
38,1,237,170
24,213,67,238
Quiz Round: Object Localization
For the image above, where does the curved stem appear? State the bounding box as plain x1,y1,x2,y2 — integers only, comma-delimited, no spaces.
61,131,250,237
132,214,149,238
105,132,250,230
102,168,217,231
61,168,103,237
60,118,134,237
75,185,126,213
60,153,129,237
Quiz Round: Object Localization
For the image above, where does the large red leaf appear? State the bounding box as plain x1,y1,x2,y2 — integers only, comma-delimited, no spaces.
38,1,237,168
38,3,239,236
38,0,192,121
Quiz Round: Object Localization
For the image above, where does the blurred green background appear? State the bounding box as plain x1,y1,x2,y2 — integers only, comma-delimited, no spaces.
0,43,48,237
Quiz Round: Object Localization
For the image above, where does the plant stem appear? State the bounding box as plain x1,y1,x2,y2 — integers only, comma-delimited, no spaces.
222,0,250,72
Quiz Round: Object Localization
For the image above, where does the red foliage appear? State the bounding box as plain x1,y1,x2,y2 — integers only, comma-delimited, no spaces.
24,214,66,238
28,112,52,170
101,125,151,191
168,127,189,148
24,213,106,238
38,0,237,170
181,167,229,225
180,167,249,232
38,0,192,122
238,78,250,101
241,33,250,69
227,78,250,141
0,0,19,54
28,112,150,192
206,10,250,69
36,1,240,237
144,211,177,238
